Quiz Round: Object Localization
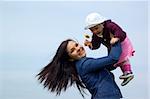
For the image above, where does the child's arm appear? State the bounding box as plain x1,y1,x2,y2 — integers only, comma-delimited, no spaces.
108,21,126,42
91,34,102,50
84,34,102,50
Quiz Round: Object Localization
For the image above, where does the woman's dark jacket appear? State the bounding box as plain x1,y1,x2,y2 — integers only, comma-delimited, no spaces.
75,42,123,99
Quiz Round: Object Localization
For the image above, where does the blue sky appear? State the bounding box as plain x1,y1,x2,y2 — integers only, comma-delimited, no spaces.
0,1,149,99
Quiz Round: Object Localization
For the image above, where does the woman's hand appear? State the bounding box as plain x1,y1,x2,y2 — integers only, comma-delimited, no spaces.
110,37,120,45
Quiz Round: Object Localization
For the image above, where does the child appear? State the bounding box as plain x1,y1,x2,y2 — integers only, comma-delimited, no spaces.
84,12,135,86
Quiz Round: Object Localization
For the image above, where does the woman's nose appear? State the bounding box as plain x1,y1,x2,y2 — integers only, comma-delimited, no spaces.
76,46,81,52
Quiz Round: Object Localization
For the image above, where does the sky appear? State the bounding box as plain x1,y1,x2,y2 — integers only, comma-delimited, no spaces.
0,1,149,99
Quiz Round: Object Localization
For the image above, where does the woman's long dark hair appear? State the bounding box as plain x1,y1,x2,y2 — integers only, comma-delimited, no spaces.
36,39,86,97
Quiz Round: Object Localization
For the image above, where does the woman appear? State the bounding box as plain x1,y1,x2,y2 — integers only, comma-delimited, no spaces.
37,39,123,99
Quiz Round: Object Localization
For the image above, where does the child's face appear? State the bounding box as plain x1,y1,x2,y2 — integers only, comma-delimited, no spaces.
89,24,103,35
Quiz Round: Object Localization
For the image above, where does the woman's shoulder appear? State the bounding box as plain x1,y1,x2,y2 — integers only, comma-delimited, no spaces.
76,57,94,64
75,57,88,67
75,57,93,70
75,57,87,75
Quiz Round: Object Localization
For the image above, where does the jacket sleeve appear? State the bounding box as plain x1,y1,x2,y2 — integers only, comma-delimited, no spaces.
81,42,122,73
91,34,101,50
108,21,126,41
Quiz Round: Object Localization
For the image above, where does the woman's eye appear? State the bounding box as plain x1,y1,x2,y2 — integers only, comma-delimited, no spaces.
70,50,73,53
70,48,75,53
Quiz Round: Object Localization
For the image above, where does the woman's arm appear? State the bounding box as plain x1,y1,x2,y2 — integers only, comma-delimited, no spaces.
81,42,122,73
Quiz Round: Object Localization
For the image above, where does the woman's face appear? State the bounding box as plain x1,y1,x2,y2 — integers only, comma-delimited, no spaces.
67,41,86,60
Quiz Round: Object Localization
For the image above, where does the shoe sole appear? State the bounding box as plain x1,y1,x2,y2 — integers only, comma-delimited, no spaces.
121,75,134,86
119,74,134,79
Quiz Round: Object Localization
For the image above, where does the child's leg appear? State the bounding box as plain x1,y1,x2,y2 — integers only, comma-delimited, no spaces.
120,58,133,75
119,58,134,86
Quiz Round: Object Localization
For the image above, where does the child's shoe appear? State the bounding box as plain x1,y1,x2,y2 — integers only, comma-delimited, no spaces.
119,72,134,79
121,75,134,86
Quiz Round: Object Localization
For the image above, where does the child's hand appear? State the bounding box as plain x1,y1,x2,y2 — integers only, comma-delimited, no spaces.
84,39,93,49
110,37,120,44
84,34,93,49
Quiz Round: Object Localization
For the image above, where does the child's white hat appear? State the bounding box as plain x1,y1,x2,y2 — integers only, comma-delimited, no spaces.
85,12,106,30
